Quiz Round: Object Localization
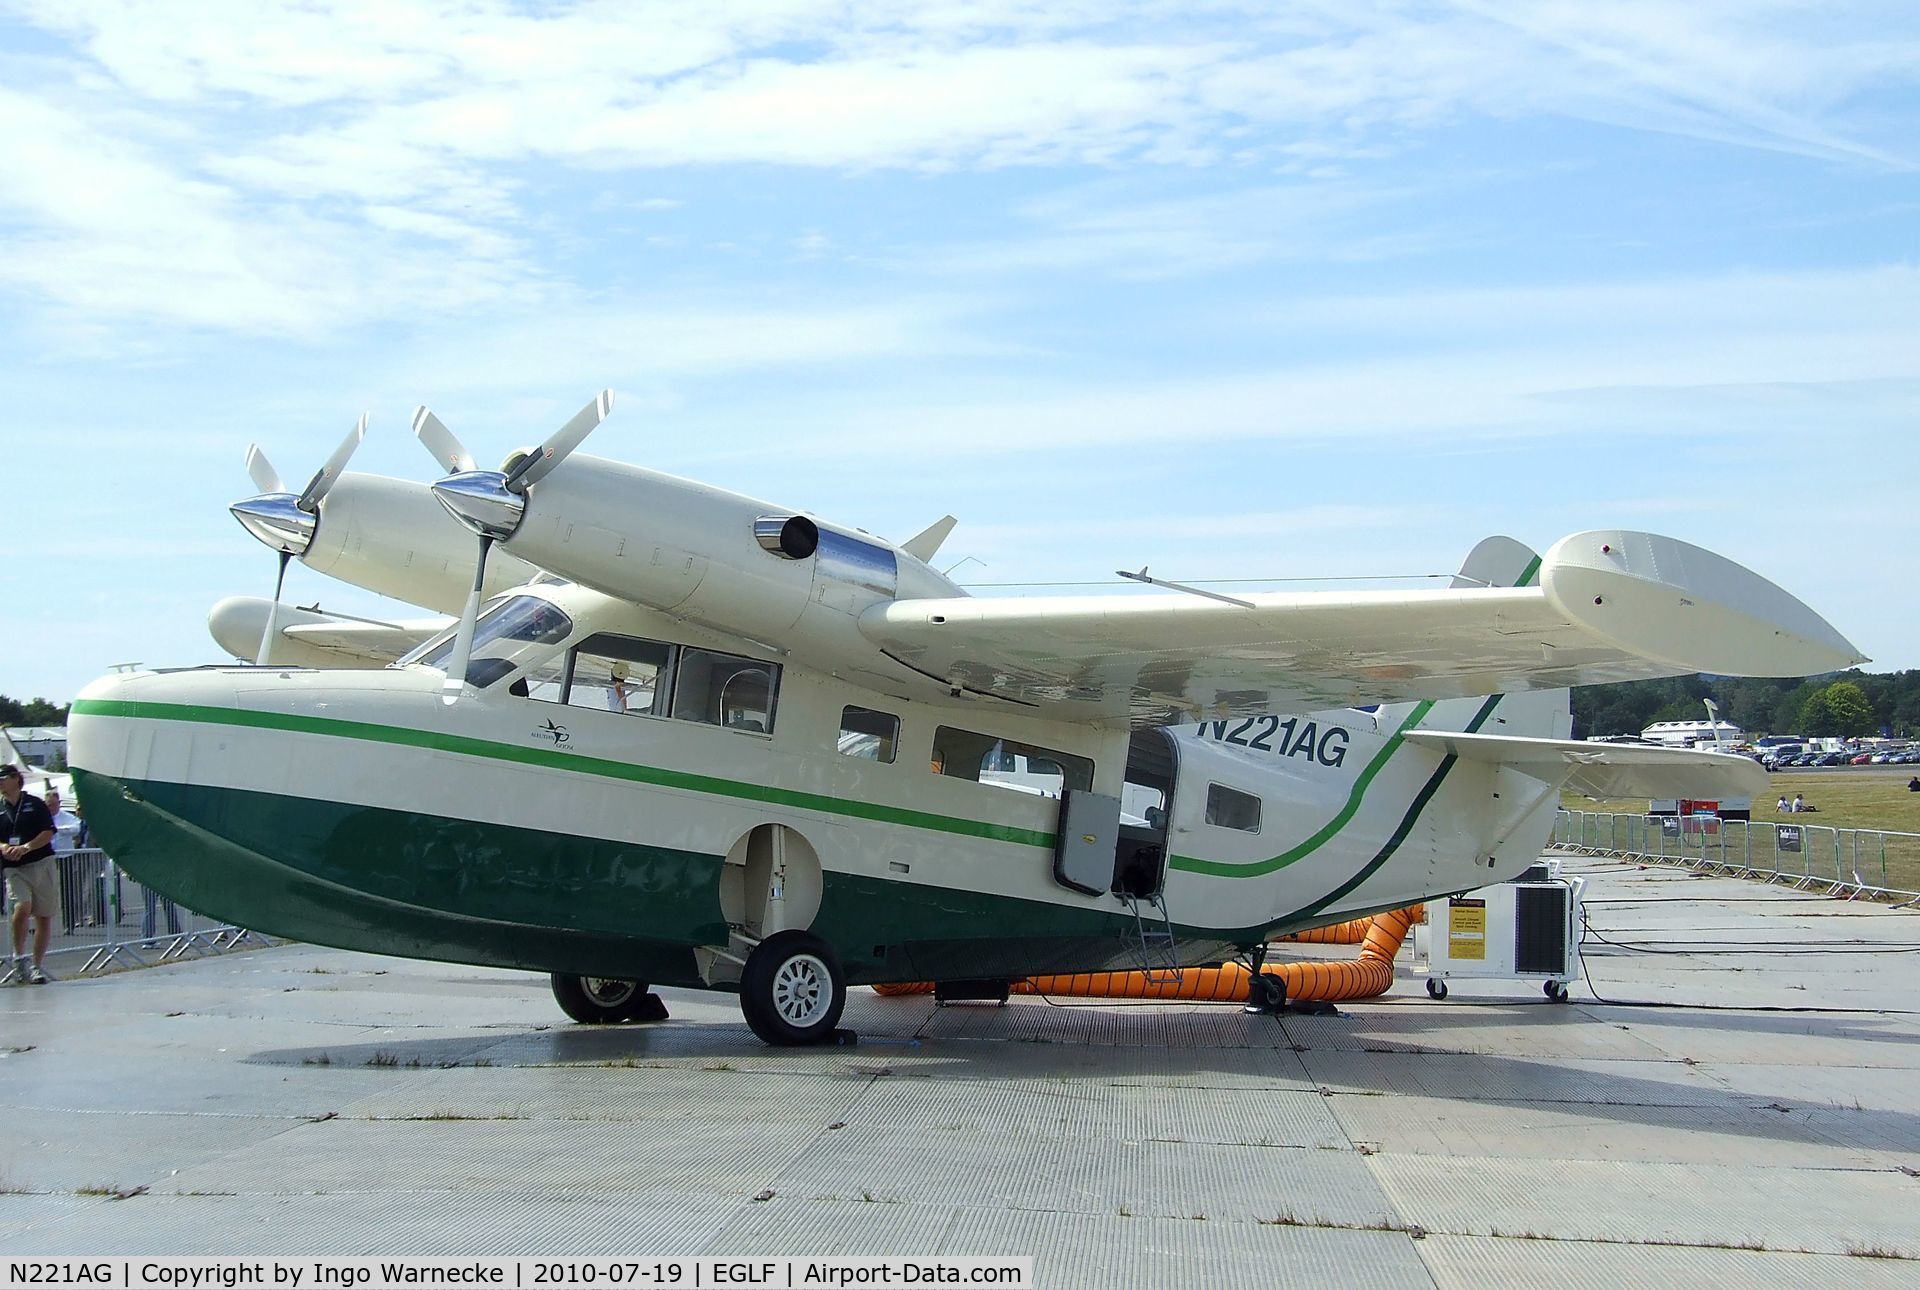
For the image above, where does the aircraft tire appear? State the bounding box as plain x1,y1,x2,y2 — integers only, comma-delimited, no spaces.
551,973,649,1024
1247,972,1286,1012
740,931,847,1046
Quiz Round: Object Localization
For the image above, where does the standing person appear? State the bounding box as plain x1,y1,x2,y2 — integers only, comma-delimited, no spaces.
1,764,59,984
44,789,79,852
44,788,85,929
141,880,181,940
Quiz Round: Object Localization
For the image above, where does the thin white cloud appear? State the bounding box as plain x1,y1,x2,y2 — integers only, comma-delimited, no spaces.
2,2,1913,336
0,86,544,338
376,293,1021,400
665,264,1920,464
896,179,1446,278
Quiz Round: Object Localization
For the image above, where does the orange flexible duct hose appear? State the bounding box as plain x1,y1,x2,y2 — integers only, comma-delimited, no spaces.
1280,916,1372,945
872,905,1423,1003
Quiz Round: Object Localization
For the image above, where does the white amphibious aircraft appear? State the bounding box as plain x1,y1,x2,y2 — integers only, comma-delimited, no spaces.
68,393,1863,1044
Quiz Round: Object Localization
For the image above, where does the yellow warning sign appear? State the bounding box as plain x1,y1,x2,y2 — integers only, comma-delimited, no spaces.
1448,902,1487,961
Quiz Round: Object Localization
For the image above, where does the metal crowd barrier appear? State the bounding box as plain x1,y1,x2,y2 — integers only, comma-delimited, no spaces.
3,847,272,977
1552,810,1920,906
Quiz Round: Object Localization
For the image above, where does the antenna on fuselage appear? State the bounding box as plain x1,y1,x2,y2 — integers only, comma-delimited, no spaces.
1117,567,1256,609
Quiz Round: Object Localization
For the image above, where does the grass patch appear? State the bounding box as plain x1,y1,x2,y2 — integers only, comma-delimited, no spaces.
1565,769,1920,892
1845,1242,1913,1260
403,1112,526,1122
1567,769,1920,834
75,1184,147,1200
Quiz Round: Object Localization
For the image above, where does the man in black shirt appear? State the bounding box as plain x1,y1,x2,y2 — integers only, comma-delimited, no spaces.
2,763,58,984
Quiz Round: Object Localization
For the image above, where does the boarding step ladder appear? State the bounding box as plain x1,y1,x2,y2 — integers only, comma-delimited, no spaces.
1118,890,1183,986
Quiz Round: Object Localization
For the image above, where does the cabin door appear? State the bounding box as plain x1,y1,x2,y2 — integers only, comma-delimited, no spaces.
1113,729,1178,898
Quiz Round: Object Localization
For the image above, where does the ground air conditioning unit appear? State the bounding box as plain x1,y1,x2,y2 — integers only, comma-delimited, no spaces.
1418,863,1584,1002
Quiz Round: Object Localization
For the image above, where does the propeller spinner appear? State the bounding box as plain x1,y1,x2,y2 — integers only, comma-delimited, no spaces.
415,390,614,704
229,416,367,665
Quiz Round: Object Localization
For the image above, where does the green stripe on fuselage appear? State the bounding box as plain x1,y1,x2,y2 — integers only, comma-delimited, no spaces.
1289,693,1503,919
70,697,1054,850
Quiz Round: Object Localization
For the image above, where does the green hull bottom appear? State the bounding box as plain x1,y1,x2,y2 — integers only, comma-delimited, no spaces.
72,770,1242,989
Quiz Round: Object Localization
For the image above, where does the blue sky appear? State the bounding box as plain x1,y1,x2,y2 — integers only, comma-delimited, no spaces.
2,1,1915,705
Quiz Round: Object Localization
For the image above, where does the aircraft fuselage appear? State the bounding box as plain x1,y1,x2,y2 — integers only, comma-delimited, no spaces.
69,598,1565,989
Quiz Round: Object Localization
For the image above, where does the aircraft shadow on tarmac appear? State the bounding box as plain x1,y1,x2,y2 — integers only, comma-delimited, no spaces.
234,989,1920,1157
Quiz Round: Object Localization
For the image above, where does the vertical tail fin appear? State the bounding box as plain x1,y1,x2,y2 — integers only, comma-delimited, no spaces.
1450,534,1541,592
1449,535,1566,738
1378,536,1569,739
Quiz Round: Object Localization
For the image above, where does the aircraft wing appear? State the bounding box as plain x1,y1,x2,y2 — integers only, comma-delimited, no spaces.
1403,731,1767,801
281,617,444,662
208,597,446,668
858,530,1863,728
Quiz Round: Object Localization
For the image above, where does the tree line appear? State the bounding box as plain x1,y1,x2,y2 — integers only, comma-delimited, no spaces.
0,694,69,727
1573,671,1920,741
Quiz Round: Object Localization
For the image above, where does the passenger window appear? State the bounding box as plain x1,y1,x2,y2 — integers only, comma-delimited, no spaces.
672,648,780,733
932,725,1093,796
838,707,899,763
558,634,675,716
1206,784,1262,832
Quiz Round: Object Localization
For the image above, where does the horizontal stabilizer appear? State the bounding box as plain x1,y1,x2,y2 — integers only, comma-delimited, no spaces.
1405,730,1766,801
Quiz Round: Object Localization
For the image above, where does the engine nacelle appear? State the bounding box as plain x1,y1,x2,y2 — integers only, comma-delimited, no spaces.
502,455,960,657
303,474,539,616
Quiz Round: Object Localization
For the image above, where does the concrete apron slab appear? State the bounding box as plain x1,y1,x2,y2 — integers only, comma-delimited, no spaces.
3,852,1920,1282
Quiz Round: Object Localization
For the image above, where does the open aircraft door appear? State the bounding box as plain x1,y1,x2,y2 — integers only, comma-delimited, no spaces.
1053,789,1123,895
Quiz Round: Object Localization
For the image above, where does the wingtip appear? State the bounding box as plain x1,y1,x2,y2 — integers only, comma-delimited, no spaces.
1543,531,1868,679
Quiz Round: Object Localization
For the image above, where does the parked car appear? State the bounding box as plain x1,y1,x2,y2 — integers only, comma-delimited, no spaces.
1850,752,1875,765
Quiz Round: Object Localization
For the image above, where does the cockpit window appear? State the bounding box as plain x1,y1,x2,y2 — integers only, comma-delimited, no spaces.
398,595,575,687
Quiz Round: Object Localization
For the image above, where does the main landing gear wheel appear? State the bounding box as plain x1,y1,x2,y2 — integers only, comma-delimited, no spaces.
1244,971,1286,1014
1425,978,1448,1000
1544,980,1570,1003
740,930,847,1046
550,974,668,1024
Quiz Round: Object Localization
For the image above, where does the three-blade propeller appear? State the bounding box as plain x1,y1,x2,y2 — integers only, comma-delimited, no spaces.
230,416,367,666
413,390,614,704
